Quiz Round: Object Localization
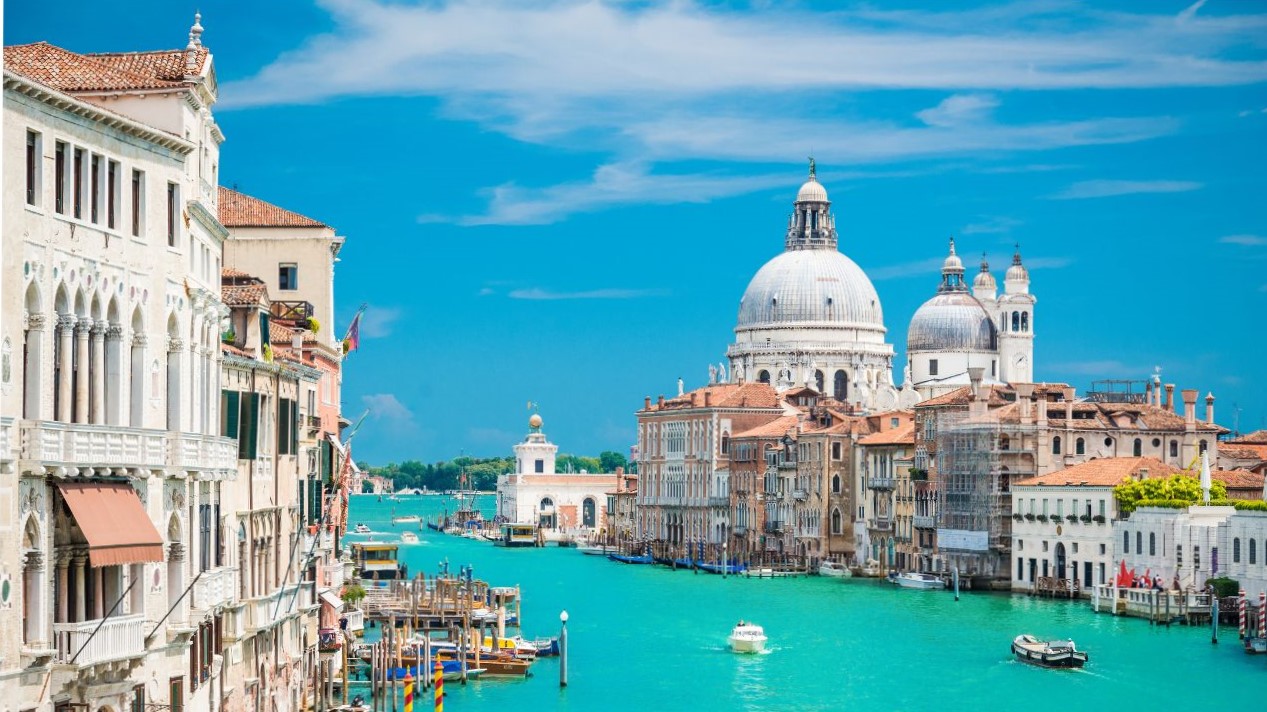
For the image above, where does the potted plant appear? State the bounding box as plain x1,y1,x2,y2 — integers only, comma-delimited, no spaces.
1024,513,1036,521
1066,514,1078,523
305,316,321,334
1080,514,1092,523
1092,514,1106,524
1012,513,1023,521
1036,514,1049,522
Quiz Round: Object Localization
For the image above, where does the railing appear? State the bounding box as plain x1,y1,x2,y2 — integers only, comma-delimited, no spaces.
23,420,167,469
913,515,936,529
343,608,364,633
868,476,895,490
244,582,315,632
303,529,336,554
792,489,809,501
271,300,315,324
707,496,729,507
764,521,784,534
169,432,238,473
53,613,146,666
0,416,13,463
192,566,238,611
733,525,748,536
306,415,322,431
319,562,345,590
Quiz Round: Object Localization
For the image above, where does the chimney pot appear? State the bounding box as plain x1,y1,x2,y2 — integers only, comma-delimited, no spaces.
644,396,652,411
704,391,712,408
1205,392,1215,424
1164,384,1175,410
657,394,665,407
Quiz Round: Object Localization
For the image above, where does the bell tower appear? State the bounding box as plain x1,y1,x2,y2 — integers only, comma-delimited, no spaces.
997,246,1035,383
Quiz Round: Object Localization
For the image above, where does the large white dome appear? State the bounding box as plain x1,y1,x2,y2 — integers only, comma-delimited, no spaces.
737,249,885,329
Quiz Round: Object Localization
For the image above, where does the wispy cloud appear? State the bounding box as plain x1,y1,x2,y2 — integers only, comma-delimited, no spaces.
962,216,1022,235
1220,234,1267,246
361,393,416,433
508,287,669,300
1046,180,1203,200
872,254,1070,281
359,306,400,338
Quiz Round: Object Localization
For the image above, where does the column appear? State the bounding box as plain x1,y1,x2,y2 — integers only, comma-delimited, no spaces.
74,318,91,424
73,554,87,622
90,320,106,424
93,566,105,619
23,550,47,645
56,554,69,623
167,337,184,431
130,334,147,427
57,315,76,422
23,313,46,419
105,324,124,425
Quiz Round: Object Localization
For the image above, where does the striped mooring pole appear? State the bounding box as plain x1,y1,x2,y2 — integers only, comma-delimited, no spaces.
403,672,414,712
1260,591,1266,639
1239,589,1247,639
433,661,443,712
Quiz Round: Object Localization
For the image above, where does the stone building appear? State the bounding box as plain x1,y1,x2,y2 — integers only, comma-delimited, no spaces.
2,23,244,712
1116,506,1267,600
858,415,916,571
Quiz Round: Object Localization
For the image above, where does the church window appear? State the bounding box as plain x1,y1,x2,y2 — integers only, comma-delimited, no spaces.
758,370,770,384
1169,440,1178,458
1021,312,1029,332
928,359,938,376
1152,438,1161,447
833,370,847,400
1104,437,1113,448
992,360,996,377
1011,312,1019,331
1133,439,1142,456
831,508,842,534
279,264,298,291
814,370,824,393
832,474,841,493
534,459,544,473
1075,438,1085,455
1052,436,1061,455
831,442,841,461
1234,538,1241,563
1199,439,1208,454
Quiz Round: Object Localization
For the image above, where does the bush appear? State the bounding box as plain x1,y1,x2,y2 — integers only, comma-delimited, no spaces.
1036,514,1049,522
1092,514,1106,523
1206,577,1240,598
1066,514,1078,523
1024,513,1036,521
1080,514,1092,523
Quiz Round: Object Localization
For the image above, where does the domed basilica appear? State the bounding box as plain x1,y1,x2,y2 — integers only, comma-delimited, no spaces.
723,162,1035,410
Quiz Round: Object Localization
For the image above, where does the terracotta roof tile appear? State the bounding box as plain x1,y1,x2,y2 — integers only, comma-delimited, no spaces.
221,283,268,306
645,382,780,412
1231,429,1267,444
221,343,252,358
859,421,915,446
218,186,327,228
1220,446,1267,462
915,385,1012,408
1216,468,1265,492
222,267,251,278
732,416,800,440
1013,457,1180,488
4,41,207,92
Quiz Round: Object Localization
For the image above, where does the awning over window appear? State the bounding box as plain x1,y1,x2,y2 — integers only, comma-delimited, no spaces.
57,482,165,567
319,590,344,611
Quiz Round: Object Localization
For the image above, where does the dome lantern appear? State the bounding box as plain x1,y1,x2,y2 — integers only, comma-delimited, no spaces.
785,157,837,251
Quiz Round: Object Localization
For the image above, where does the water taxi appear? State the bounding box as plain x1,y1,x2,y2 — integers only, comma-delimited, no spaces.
1011,634,1088,668
496,523,537,547
895,572,945,590
353,523,371,534
349,542,407,583
818,561,852,578
727,621,767,653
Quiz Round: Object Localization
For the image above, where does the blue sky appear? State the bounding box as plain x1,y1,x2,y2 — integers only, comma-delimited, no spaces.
8,1,1266,464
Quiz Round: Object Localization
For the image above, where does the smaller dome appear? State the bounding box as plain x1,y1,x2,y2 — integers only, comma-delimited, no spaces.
907,292,998,352
1005,248,1028,282
943,252,963,273
973,255,996,292
529,414,543,429
796,178,828,203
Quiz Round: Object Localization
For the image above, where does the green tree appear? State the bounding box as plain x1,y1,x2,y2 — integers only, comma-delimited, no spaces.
1114,474,1227,514
599,450,628,473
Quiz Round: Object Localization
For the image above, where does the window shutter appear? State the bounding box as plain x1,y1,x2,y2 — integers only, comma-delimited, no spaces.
221,390,240,440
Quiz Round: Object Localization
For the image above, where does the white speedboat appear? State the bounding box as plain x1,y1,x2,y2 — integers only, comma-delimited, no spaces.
1012,634,1088,668
895,572,945,590
818,561,852,578
353,523,371,534
391,515,421,524
727,621,767,654
400,532,420,544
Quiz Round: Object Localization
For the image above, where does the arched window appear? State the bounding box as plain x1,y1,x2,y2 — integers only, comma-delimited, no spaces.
1149,533,1156,556
1169,440,1178,458
1052,436,1061,455
1133,438,1142,457
1250,538,1257,565
720,434,730,454
539,497,554,511
1021,312,1029,332
1011,311,1020,331
833,370,847,400
999,435,1011,451
1233,537,1241,563
1123,530,1130,553
832,474,841,494
582,498,596,528
1136,532,1142,555
1075,438,1085,455
831,508,842,535
1199,439,1208,454
814,370,824,394
758,370,770,384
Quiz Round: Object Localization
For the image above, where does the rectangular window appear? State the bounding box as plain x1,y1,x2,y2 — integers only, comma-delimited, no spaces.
279,263,298,291
73,148,85,218
198,502,211,571
132,169,145,237
929,359,939,376
169,677,184,712
26,130,40,205
167,182,179,246
107,160,119,229
90,154,101,223
535,459,544,473
132,685,145,712
55,141,67,213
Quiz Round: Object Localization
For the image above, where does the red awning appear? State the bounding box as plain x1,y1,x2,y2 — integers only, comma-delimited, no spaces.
57,482,165,567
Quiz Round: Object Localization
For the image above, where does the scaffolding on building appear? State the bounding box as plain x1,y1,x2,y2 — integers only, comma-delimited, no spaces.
1085,379,1149,404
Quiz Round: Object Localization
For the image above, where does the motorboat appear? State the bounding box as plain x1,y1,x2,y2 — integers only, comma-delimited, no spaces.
698,561,746,575
391,515,421,524
856,559,883,578
353,523,371,534
727,621,767,654
1011,634,1088,668
818,561,852,578
895,572,945,590
400,532,420,545
743,567,802,579
576,543,613,556
608,552,655,564
1245,636,1267,654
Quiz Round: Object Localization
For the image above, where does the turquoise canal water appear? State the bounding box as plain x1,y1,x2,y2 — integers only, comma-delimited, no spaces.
349,495,1263,710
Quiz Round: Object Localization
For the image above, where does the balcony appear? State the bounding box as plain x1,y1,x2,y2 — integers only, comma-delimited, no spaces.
53,613,146,666
223,605,247,642
271,300,315,325
169,432,238,475
733,525,748,536
764,520,784,534
913,515,936,529
870,519,892,532
0,416,13,463
192,566,238,611
868,476,895,490
707,496,730,507
792,489,809,501
319,561,345,590
23,420,166,471
343,608,365,634
305,415,323,433
244,582,315,633
303,528,336,554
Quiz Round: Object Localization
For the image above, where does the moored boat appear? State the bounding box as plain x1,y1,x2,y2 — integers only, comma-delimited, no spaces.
818,561,852,578
727,621,767,653
391,514,421,524
400,532,420,544
353,523,371,534
576,543,613,556
1011,634,1088,668
895,572,945,590
496,523,537,547
1245,636,1267,654
698,561,746,575
744,567,802,579
608,552,655,564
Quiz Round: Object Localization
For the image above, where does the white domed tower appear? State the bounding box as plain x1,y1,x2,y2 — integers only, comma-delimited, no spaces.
996,246,1035,383
906,239,1001,398
514,413,557,476
727,160,897,410
972,252,997,304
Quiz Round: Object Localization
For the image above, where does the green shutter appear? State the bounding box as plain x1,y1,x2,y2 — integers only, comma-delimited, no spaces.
290,400,299,455
239,393,260,460
321,439,333,483
221,390,240,439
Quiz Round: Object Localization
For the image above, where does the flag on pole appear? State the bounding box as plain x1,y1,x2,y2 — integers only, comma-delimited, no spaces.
342,305,366,355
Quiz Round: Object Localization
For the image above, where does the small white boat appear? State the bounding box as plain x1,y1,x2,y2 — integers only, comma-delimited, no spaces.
727,621,767,654
895,572,945,590
353,523,371,534
818,561,852,578
391,515,421,524
400,532,420,544
1011,634,1088,668
856,559,883,578
743,567,802,579
1245,636,1267,654
576,541,613,556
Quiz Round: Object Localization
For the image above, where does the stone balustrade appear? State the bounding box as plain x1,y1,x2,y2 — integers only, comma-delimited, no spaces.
192,566,238,611
53,613,146,666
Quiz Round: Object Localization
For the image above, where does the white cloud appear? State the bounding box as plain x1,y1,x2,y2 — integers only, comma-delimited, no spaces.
1177,0,1208,25
916,94,1000,128
1220,234,1267,246
508,287,669,300
359,306,400,338
1046,179,1203,200
361,393,416,432
873,253,1070,281
962,216,1022,235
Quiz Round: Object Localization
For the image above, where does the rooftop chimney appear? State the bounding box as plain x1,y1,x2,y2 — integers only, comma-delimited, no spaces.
657,395,665,408
1015,384,1034,423
704,391,712,408
1182,389,1197,431
1205,392,1215,424
1164,383,1175,411
644,396,651,411
968,367,984,399
1036,394,1049,427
